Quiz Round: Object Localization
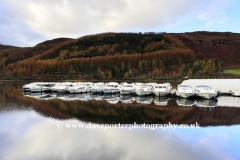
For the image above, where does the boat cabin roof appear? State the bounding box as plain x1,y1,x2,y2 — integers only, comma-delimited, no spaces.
107,82,119,85
196,85,210,88
178,85,192,88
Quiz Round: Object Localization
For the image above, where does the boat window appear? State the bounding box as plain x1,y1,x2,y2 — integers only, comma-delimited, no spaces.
163,86,166,88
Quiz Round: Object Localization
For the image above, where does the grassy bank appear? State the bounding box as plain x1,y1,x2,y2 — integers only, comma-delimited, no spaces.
224,69,240,76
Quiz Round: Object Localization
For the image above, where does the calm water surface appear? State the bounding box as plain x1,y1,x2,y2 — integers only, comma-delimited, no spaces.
0,81,240,160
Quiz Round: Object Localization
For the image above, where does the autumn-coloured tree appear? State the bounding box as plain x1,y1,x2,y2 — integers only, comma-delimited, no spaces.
138,60,142,71
159,60,163,69
122,62,125,71
124,72,129,79
99,71,106,79
18,67,25,77
173,72,178,80
187,69,193,78
152,70,156,75
97,68,101,77
68,65,73,74
12,68,18,76
178,64,186,78
148,73,151,78
108,71,112,79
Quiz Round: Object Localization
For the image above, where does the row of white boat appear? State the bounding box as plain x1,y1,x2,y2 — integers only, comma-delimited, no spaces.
22,82,173,97
22,92,218,109
22,82,239,99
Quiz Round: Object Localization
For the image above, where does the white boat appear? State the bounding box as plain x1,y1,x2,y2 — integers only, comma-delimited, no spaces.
120,83,135,95
50,82,81,92
176,85,194,98
91,82,106,94
233,88,240,97
30,82,56,93
22,82,40,92
50,82,62,92
54,82,77,93
68,82,94,94
194,85,217,99
135,83,156,96
103,82,120,94
153,83,172,97
133,83,144,94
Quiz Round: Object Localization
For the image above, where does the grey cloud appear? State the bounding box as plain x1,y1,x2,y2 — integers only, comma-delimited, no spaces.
0,0,232,47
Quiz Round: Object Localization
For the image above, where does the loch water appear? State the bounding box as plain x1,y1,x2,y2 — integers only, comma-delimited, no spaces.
0,81,240,160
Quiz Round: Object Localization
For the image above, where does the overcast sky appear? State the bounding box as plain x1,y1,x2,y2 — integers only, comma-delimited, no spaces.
0,0,239,47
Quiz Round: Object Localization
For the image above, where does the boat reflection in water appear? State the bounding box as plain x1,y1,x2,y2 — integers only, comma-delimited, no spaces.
195,99,218,111
22,92,240,109
64,93,91,101
153,97,170,106
53,93,70,101
120,95,135,104
135,96,153,105
216,96,240,107
102,94,120,104
91,94,104,101
23,92,55,100
176,98,195,110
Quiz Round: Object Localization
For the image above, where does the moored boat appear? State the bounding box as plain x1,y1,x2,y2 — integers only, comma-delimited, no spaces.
30,82,56,93
91,82,106,94
22,82,40,92
153,83,172,97
120,83,135,95
54,82,77,93
176,85,194,98
68,82,94,94
103,82,120,94
135,83,156,96
194,85,217,99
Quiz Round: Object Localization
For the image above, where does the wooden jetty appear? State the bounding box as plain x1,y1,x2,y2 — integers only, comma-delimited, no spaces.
170,89,176,96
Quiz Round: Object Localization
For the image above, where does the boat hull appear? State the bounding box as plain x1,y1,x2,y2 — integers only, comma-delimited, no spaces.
31,88,50,93
22,88,31,92
176,92,194,98
195,93,217,99
69,89,91,94
120,90,135,95
136,91,152,96
153,91,169,97
56,89,69,93
103,89,119,94
91,89,103,94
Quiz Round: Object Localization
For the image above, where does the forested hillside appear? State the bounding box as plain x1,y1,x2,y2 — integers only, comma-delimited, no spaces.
0,32,226,80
